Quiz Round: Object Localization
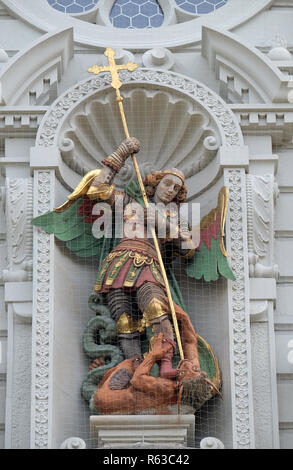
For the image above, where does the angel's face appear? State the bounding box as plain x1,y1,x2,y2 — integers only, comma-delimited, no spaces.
154,174,182,205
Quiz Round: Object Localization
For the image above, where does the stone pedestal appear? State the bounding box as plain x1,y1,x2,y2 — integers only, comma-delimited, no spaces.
90,415,195,449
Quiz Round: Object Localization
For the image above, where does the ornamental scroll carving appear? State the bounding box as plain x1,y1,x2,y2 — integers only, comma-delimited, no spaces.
246,175,279,279
3,178,33,282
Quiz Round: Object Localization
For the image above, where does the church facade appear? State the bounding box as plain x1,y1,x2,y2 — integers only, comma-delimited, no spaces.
0,0,293,449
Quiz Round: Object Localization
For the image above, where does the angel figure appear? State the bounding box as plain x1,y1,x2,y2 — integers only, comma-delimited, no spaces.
32,137,234,414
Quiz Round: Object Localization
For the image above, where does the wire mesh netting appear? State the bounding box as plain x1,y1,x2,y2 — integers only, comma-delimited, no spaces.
31,76,233,450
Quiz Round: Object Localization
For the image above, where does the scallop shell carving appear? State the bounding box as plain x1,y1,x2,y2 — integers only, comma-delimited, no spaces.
58,86,221,186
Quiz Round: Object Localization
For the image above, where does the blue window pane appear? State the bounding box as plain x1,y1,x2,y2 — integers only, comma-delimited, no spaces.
66,4,83,12
47,0,99,13
141,2,158,15
215,1,226,8
150,14,163,27
57,0,73,6
121,3,139,16
111,4,121,16
110,0,164,29
175,0,228,14
178,2,196,13
112,14,131,28
52,3,65,12
197,2,215,13
177,0,202,5
76,0,93,6
132,13,149,28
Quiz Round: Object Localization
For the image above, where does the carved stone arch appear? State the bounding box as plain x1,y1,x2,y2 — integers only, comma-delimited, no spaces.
35,68,244,198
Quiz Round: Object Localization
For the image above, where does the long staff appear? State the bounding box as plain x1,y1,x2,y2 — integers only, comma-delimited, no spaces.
88,48,184,360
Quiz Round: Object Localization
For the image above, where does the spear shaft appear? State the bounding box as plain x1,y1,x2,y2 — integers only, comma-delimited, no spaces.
88,48,184,360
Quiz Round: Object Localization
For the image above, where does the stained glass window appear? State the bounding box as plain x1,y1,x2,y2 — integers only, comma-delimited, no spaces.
47,0,228,26
110,0,164,29
47,0,99,14
175,0,228,15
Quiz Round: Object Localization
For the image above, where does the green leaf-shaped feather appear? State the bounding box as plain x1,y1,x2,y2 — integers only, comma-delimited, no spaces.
186,236,235,282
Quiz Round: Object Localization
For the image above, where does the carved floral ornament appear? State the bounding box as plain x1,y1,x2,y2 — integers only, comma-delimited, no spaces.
221,168,254,449
36,68,243,187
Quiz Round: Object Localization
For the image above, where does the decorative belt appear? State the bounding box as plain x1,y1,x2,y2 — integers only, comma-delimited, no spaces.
94,239,164,291
112,238,158,262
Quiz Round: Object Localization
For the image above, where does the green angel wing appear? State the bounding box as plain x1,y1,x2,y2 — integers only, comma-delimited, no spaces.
32,197,116,262
186,187,235,282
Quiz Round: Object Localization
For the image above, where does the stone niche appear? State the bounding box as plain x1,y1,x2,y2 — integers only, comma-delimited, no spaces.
31,69,251,449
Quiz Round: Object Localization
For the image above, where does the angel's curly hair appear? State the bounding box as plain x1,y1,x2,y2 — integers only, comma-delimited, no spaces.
143,170,187,206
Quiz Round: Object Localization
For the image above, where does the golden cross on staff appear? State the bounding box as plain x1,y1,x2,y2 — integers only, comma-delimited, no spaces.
88,48,138,97
88,47,185,361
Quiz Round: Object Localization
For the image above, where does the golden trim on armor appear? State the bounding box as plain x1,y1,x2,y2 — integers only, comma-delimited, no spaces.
94,259,114,291
94,244,164,291
123,263,143,287
86,183,115,200
150,262,164,285
123,280,135,287
196,333,222,391
162,170,185,184
104,250,125,263
53,169,102,212
129,251,153,267
94,250,126,290
105,251,130,285
116,312,149,334
113,239,158,261
103,249,155,269
142,298,168,323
